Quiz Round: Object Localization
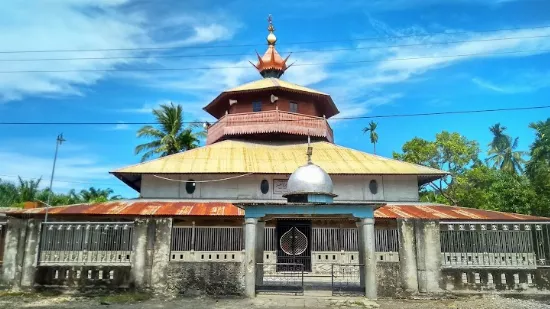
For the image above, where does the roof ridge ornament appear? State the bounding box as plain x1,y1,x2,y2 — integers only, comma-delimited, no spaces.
250,15,291,78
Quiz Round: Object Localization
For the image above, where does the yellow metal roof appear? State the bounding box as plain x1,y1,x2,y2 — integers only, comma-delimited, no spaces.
113,140,447,176
226,78,328,96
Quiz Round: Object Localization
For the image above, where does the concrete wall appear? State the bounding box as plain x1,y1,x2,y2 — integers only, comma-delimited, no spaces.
34,266,132,291
165,262,244,296
141,174,419,202
441,269,550,292
1,218,41,290
377,262,403,297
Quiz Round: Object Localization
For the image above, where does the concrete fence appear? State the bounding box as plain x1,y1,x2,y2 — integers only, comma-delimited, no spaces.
2,217,550,296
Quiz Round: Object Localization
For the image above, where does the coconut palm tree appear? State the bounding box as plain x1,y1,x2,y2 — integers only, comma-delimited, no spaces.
16,176,42,202
489,123,508,151
486,136,526,174
135,102,204,162
362,121,379,154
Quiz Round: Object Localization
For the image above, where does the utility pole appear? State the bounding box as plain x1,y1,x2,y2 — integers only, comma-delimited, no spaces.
45,133,66,222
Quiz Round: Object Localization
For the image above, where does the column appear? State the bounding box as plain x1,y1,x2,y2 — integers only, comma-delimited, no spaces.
397,219,419,293
151,218,172,293
1,218,26,289
357,218,377,299
255,221,265,285
131,219,150,290
415,220,441,293
20,219,41,288
244,218,258,298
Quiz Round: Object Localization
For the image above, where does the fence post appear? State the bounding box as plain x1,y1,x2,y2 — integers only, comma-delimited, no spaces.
1,218,25,289
20,219,41,289
415,220,442,293
398,219,419,293
151,218,172,293
131,218,150,290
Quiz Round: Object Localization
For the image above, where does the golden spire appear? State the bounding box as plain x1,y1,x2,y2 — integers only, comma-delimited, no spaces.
249,14,292,78
267,14,277,45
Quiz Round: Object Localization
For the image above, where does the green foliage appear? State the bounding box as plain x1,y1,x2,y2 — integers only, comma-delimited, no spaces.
395,121,550,217
0,178,122,208
393,131,480,204
135,102,205,162
453,165,545,216
486,123,526,174
526,118,550,196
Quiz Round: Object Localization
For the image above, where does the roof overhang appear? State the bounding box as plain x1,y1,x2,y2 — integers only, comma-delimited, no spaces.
204,87,339,119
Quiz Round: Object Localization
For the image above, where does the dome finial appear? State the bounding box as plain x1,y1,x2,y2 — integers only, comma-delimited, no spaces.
267,14,277,45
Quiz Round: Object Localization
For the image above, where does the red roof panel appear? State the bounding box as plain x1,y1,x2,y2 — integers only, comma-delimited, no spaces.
6,201,549,221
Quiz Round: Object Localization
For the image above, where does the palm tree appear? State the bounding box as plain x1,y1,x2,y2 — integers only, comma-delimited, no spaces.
362,121,379,154
486,136,526,174
135,102,203,162
17,176,42,202
489,123,508,151
0,178,19,207
80,187,120,203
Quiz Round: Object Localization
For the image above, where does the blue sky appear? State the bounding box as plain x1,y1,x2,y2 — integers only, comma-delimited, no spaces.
0,0,549,198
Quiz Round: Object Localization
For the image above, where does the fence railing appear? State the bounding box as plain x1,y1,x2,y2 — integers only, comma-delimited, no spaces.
38,222,134,266
439,222,550,269
171,226,399,263
331,264,365,296
256,263,304,295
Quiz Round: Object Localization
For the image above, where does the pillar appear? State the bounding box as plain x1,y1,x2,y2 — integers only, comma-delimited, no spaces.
131,218,151,290
415,220,441,293
357,218,377,299
1,218,26,289
397,219,419,293
19,219,41,288
244,218,258,298
255,221,265,285
151,218,172,293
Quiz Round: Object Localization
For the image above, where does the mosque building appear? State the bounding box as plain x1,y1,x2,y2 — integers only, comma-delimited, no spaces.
3,17,550,298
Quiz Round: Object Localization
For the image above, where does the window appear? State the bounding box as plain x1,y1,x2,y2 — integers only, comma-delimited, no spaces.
289,102,298,113
252,101,262,112
369,179,378,194
260,179,269,194
185,179,196,194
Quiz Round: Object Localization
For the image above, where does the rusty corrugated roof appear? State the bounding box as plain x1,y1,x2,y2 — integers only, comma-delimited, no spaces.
8,201,243,217
374,204,550,221
7,201,550,221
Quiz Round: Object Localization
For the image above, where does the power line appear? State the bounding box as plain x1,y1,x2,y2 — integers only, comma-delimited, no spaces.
1,48,548,74
1,105,549,126
2,34,549,62
1,24,549,54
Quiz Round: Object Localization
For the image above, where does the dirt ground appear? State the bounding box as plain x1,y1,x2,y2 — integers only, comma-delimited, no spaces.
0,293,549,309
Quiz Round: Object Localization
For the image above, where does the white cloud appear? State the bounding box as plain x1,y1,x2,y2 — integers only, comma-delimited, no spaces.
0,0,236,102
472,73,550,93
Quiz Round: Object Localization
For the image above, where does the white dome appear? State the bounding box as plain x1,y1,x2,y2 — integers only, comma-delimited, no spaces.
286,163,334,195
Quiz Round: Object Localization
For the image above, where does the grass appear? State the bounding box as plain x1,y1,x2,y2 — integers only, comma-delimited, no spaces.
98,292,152,304
0,290,62,298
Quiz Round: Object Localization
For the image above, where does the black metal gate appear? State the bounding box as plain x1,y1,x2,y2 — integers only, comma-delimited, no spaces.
276,220,311,272
255,263,304,294
331,264,365,296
